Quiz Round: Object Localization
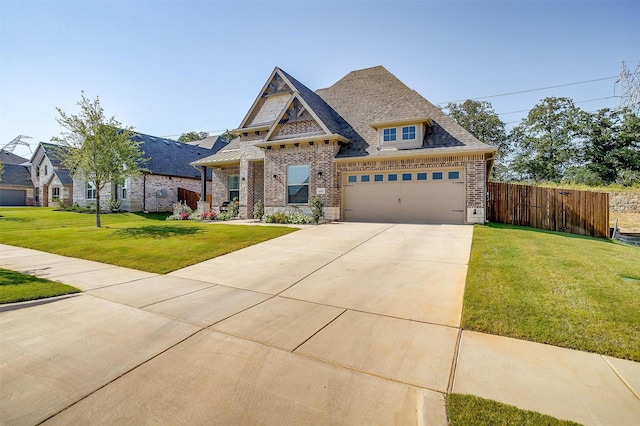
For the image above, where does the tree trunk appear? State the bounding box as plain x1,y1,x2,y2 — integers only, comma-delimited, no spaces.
95,190,101,228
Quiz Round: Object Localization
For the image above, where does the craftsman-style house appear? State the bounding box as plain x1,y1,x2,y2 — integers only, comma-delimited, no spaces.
192,66,496,224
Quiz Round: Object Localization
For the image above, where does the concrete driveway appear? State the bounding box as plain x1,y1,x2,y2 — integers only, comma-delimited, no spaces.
1,223,472,425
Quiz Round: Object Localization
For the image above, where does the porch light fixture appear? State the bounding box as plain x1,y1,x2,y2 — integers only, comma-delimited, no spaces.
273,174,277,179
317,171,323,176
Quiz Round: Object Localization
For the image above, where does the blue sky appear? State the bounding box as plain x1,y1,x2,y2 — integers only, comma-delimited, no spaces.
1,0,638,159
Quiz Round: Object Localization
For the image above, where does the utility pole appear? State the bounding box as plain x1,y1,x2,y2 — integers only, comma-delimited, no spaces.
615,60,640,114
1,135,33,153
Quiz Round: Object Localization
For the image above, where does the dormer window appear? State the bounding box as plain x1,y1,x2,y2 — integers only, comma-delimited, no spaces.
402,126,416,141
383,128,397,142
371,117,431,150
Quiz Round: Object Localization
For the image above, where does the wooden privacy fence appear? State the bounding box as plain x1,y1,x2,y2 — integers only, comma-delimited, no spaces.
486,182,610,238
178,188,211,211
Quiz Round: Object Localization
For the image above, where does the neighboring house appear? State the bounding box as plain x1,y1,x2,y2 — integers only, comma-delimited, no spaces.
0,150,34,206
72,132,219,212
192,66,496,224
185,135,230,151
29,143,72,207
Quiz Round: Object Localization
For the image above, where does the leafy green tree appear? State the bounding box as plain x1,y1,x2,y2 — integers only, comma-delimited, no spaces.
220,130,235,143
509,97,582,183
177,131,209,143
579,108,640,185
445,100,508,178
52,92,145,227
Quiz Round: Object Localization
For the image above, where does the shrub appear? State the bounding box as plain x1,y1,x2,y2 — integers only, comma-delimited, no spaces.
288,213,312,224
309,197,324,224
108,198,122,212
265,211,289,224
200,211,217,221
229,197,239,218
215,211,233,221
264,211,312,224
253,199,265,221
166,201,193,221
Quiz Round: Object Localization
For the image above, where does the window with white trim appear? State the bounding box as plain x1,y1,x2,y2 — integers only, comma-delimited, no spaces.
383,128,397,142
121,179,128,199
401,125,416,140
287,165,309,204
52,187,60,200
86,181,96,200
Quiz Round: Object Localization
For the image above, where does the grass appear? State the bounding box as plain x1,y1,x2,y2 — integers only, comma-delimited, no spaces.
610,212,640,232
0,268,80,304
0,208,296,274
447,394,581,426
464,223,640,361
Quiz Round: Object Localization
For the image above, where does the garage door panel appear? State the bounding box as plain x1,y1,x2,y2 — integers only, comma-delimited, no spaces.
344,169,465,224
0,189,27,206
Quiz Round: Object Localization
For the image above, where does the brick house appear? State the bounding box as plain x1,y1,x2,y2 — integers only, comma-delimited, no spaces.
73,132,223,212
0,150,34,206
194,66,496,224
29,143,73,207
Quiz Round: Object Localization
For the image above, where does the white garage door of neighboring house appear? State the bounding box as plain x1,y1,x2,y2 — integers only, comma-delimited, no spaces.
343,169,465,224
0,189,27,206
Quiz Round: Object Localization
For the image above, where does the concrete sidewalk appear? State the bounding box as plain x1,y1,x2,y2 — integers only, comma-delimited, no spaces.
1,224,639,425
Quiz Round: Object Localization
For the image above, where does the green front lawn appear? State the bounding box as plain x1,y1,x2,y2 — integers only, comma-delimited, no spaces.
0,268,80,304
464,223,640,361
0,208,296,274
447,394,581,426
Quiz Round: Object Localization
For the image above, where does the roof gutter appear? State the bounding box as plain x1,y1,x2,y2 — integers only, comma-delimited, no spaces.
332,146,498,163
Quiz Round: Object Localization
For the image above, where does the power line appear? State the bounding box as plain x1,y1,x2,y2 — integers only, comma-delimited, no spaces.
498,96,617,116
437,75,620,105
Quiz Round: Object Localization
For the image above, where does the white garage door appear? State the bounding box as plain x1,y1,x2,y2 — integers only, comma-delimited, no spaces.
343,169,465,224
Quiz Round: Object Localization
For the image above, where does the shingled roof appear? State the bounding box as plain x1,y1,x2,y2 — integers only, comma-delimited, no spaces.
1,150,29,166
0,164,33,187
37,142,69,166
315,66,495,158
132,132,219,179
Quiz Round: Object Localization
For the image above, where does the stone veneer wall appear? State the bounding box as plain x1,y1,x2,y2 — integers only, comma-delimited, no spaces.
129,175,209,213
609,191,640,213
45,175,72,207
72,178,111,209
334,154,487,223
74,175,209,212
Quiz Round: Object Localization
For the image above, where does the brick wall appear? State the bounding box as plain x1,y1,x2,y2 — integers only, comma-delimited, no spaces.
210,166,239,213
273,120,323,137
263,142,340,217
